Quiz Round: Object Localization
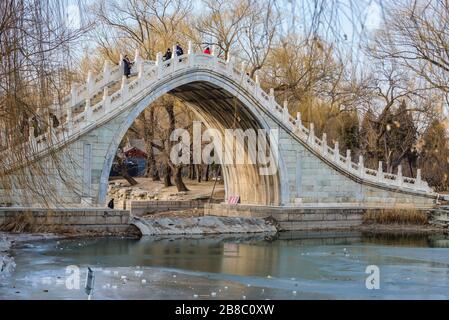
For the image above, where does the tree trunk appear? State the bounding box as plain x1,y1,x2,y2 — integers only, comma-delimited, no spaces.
189,163,196,180
174,166,189,191
189,143,196,180
116,157,138,186
147,151,160,180
408,159,414,178
163,164,173,187
204,164,210,182
196,165,202,183
143,109,160,180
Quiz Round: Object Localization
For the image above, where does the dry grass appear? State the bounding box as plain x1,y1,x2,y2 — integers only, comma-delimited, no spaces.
0,212,36,232
363,209,428,225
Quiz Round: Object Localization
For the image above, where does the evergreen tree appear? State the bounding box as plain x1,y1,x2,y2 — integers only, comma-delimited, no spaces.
419,120,449,191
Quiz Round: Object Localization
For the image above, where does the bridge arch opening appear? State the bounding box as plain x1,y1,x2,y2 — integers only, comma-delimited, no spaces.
99,73,284,207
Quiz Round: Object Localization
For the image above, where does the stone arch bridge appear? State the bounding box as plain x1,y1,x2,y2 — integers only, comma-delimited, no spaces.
0,43,439,211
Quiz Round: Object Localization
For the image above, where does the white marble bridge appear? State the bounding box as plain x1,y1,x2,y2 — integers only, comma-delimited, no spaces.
0,43,440,209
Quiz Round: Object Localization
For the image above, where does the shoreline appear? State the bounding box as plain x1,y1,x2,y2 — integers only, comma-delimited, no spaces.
354,223,449,235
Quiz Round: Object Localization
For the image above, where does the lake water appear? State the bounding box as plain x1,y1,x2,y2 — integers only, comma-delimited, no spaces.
1,231,449,300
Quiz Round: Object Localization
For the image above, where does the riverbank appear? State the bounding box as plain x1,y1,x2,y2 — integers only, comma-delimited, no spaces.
0,236,14,281
0,232,64,281
355,223,449,234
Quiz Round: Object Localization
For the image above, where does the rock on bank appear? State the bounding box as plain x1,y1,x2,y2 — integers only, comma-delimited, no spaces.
131,215,277,236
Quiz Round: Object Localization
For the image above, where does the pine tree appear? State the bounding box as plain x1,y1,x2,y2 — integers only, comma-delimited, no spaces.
419,120,449,191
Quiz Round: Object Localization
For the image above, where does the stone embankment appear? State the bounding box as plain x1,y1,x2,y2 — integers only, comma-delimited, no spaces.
428,206,449,228
0,235,14,280
0,208,136,235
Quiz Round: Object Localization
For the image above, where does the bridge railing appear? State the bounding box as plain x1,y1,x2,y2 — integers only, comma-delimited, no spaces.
221,54,430,193
10,43,432,194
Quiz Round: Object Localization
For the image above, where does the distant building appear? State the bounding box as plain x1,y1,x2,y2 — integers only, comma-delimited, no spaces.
124,138,147,176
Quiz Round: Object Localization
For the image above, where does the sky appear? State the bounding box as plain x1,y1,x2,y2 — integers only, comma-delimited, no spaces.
64,0,384,69
65,0,383,39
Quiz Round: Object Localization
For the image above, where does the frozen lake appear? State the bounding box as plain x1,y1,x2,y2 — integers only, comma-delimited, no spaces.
1,231,449,299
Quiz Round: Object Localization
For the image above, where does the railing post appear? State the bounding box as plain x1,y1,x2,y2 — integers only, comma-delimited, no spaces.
308,122,315,145
269,88,275,109
69,84,77,107
226,55,234,75
377,161,383,182
102,87,110,113
85,98,92,125
346,149,351,170
187,41,192,54
65,115,72,136
416,169,422,188
210,45,217,70
322,133,327,154
134,48,141,72
47,119,54,137
358,155,364,177
283,101,290,123
333,141,339,162
397,165,403,186
156,52,163,78
28,125,34,141
138,62,144,79
254,72,260,95
121,75,128,99
103,60,111,86
119,53,124,67
172,44,177,71
86,70,94,97
296,112,302,129
241,61,246,78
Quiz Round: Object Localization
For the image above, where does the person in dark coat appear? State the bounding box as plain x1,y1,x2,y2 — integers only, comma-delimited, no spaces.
108,198,114,209
123,55,133,78
163,48,172,61
31,116,40,137
176,43,184,56
50,113,59,128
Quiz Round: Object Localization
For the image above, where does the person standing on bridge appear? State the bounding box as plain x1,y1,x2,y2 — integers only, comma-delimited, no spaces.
163,48,172,61
176,43,183,56
203,47,211,54
123,55,133,78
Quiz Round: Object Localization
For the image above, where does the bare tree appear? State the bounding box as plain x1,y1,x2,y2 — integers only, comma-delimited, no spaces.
195,0,253,59
239,0,281,77
92,0,192,59
370,0,449,106
0,0,91,206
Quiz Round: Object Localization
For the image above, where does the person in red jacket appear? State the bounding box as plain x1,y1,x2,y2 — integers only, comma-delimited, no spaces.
203,47,211,54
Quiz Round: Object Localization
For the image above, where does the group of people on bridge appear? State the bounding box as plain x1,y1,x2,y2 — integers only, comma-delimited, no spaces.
122,43,212,77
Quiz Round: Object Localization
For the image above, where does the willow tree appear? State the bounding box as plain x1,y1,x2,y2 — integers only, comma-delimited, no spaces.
0,0,90,206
